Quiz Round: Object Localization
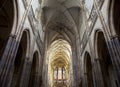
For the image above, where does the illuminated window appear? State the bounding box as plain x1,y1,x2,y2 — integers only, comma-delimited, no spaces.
58,67,62,79
54,68,58,79
54,67,67,81
63,68,66,79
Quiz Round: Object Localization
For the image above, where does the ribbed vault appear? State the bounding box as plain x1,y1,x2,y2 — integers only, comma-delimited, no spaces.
47,39,73,87
41,0,82,35
41,0,83,87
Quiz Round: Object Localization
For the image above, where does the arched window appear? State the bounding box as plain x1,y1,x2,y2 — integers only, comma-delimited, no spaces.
84,52,94,87
97,32,117,87
54,68,58,80
28,52,39,87
53,67,67,81
63,68,66,80
58,67,62,80
10,31,28,87
113,0,120,39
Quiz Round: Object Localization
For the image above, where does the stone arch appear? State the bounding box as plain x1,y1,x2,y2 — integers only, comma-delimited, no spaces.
49,34,72,50
0,0,18,60
41,6,79,36
28,51,39,87
45,25,76,50
113,0,120,38
47,39,72,87
95,31,117,87
108,0,120,38
10,30,29,87
84,52,94,87
50,32,72,46
94,29,102,57
23,29,31,57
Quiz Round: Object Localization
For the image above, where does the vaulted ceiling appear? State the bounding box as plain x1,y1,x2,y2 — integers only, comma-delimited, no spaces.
42,0,83,85
41,0,83,42
47,39,71,67
42,0,83,73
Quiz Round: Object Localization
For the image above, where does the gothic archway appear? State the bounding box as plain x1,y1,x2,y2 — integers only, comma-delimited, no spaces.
0,0,15,59
84,52,94,87
10,31,28,87
47,39,72,87
29,51,39,87
113,0,120,38
109,0,120,39
97,32,117,87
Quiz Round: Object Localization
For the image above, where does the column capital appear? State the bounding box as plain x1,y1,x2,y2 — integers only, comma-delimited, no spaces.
94,58,100,61
9,34,17,39
110,34,119,40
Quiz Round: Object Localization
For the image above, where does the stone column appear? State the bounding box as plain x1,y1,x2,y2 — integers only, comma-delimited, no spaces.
72,35,81,87
57,67,58,83
93,0,120,85
108,36,120,85
72,46,78,87
19,59,32,87
89,39,102,87
92,65,98,87
20,59,40,87
0,34,18,87
62,67,63,84
19,36,36,87
93,58,105,87
83,72,88,87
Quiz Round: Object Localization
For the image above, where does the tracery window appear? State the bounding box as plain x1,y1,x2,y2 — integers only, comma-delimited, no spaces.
58,67,62,79
63,68,66,79
54,68,58,80
53,67,66,81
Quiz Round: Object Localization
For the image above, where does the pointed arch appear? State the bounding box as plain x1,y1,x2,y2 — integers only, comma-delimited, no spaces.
94,31,117,87
10,30,30,87
29,51,39,87
108,0,120,37
84,52,94,87
0,0,18,60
